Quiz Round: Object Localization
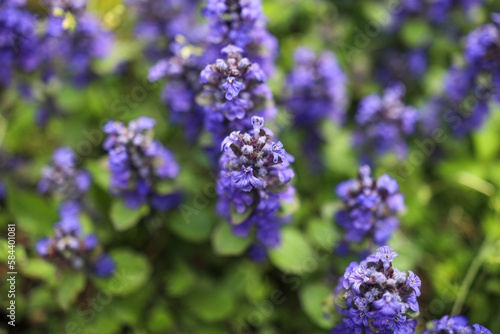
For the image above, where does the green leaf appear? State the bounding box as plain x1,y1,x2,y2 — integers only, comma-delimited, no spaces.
110,199,149,231
93,248,151,296
306,218,337,250
168,210,214,243
299,283,334,329
21,258,57,286
85,157,111,191
211,222,252,256
57,272,86,310
269,228,315,275
165,262,196,297
185,287,235,322
6,182,57,237
147,304,175,333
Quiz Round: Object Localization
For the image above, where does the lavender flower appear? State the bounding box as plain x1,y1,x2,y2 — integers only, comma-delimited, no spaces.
393,0,483,27
40,2,114,85
424,14,500,136
38,147,91,203
127,0,203,60
216,116,295,259
202,0,278,75
423,315,493,334
353,83,419,161
0,0,39,86
35,202,115,277
335,165,405,250
332,246,420,334
103,117,180,211
285,47,348,170
376,49,428,87
197,45,277,146
148,36,206,142
286,47,348,126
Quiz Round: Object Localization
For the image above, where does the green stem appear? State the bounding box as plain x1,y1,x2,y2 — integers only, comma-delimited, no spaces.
451,238,492,316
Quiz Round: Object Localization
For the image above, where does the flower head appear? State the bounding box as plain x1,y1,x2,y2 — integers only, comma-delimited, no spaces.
334,166,405,250
331,246,420,334
103,117,180,211
217,116,295,259
423,315,493,334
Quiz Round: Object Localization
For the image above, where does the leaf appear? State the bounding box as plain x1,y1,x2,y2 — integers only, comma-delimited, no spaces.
211,222,252,256
85,157,111,191
299,283,335,329
168,210,214,243
147,304,175,333
269,228,315,275
6,182,57,237
165,262,196,297
110,199,149,231
184,287,235,322
21,258,57,286
57,271,86,310
306,218,337,250
93,248,151,296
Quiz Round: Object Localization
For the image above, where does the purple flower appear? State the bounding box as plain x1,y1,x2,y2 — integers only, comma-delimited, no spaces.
353,83,418,161
93,254,116,277
198,46,277,146
103,117,180,211
202,0,278,76
423,315,493,334
334,166,405,249
231,165,262,191
222,77,244,100
217,117,295,258
332,247,420,334
35,204,113,277
38,147,91,203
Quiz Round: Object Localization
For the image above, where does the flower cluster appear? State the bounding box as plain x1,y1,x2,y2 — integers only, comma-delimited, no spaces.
335,165,405,252
423,315,492,334
148,36,206,142
103,117,180,210
36,202,115,277
353,83,419,162
375,49,428,87
202,0,278,75
332,246,420,334
286,47,348,126
40,0,114,85
425,13,500,136
393,0,482,27
284,47,348,169
216,116,295,260
127,0,203,60
198,45,277,146
0,0,38,86
38,147,91,204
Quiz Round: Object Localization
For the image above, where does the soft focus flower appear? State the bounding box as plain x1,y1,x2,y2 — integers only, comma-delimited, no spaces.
334,165,405,251
422,315,493,334
353,83,419,161
216,116,295,259
36,203,114,276
103,117,180,210
38,147,91,203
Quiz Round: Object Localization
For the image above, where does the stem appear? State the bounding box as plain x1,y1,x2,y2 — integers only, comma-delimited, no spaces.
451,238,492,316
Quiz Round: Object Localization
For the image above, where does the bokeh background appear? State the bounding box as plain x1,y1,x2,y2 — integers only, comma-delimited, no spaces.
1,0,500,333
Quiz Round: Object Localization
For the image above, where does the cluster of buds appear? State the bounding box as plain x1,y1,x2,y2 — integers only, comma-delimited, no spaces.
198,45,276,146
216,116,295,260
103,117,180,210
331,246,420,334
